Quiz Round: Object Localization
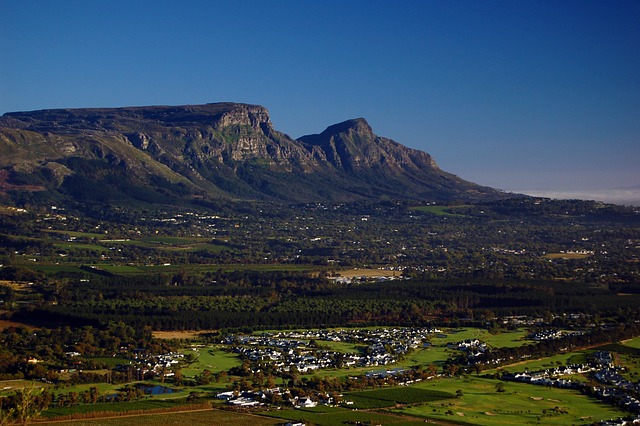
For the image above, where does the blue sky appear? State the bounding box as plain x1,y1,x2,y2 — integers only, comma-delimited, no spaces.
1,0,639,195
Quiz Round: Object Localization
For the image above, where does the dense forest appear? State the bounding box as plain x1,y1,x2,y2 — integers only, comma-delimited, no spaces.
0,197,638,331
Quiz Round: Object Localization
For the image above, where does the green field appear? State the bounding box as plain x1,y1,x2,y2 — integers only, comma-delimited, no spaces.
347,387,454,409
8,327,638,426
43,229,109,239
623,336,640,350
43,398,186,418
399,328,531,372
181,346,242,378
398,377,628,425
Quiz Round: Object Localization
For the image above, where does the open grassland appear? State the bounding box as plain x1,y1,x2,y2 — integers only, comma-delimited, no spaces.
401,328,531,371
400,376,629,425
37,407,281,426
0,379,46,396
622,336,640,350
433,328,531,348
181,347,242,378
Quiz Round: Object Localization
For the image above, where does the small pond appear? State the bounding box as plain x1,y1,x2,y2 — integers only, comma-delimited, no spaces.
136,384,180,395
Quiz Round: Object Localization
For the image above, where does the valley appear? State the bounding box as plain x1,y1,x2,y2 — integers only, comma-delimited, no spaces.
0,197,639,425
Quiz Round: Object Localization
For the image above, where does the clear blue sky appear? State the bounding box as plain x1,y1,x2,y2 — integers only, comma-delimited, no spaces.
1,0,639,193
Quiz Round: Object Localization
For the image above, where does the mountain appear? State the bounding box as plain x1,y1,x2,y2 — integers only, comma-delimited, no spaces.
0,102,504,206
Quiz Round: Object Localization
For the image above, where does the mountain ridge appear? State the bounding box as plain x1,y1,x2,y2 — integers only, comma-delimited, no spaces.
0,102,506,206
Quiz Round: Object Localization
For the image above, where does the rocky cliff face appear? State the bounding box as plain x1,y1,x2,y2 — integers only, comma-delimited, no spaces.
0,102,502,205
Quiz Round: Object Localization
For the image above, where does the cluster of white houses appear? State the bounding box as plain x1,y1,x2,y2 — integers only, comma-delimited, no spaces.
222,327,442,373
216,388,339,409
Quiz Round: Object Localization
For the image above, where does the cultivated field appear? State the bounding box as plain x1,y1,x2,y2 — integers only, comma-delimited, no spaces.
335,268,400,278
35,407,281,426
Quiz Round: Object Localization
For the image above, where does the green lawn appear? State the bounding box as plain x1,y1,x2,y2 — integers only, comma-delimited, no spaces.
623,336,640,350
399,328,531,372
181,347,242,378
400,376,628,425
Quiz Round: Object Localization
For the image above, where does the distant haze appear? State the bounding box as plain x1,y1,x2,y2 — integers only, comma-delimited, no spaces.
516,187,640,206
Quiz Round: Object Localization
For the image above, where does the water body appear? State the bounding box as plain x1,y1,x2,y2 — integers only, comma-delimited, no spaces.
137,384,180,395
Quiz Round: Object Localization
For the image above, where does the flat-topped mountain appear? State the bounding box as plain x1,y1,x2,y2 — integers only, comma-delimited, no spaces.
0,102,504,206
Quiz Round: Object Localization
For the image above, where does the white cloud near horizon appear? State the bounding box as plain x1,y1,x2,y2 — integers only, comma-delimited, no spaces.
517,189,640,207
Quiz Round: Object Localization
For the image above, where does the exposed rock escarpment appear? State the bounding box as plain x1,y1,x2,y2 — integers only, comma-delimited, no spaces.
0,102,502,204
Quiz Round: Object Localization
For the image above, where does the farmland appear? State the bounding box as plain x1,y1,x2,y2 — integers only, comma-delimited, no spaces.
1,198,640,424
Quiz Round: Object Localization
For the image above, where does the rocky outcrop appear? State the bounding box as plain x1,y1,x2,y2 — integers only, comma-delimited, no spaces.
0,102,503,204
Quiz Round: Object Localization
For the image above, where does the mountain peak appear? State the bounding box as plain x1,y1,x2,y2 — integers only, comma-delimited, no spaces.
320,118,373,138
0,102,504,204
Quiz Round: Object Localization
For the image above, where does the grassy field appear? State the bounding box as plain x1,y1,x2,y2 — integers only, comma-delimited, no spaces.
410,205,470,217
399,376,629,425
399,328,531,372
0,379,46,396
347,387,454,409
42,229,108,239
181,346,242,378
622,336,640,350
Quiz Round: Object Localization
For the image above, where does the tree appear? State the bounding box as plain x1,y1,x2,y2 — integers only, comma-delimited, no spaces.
13,383,43,425
495,382,506,393
89,387,99,404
